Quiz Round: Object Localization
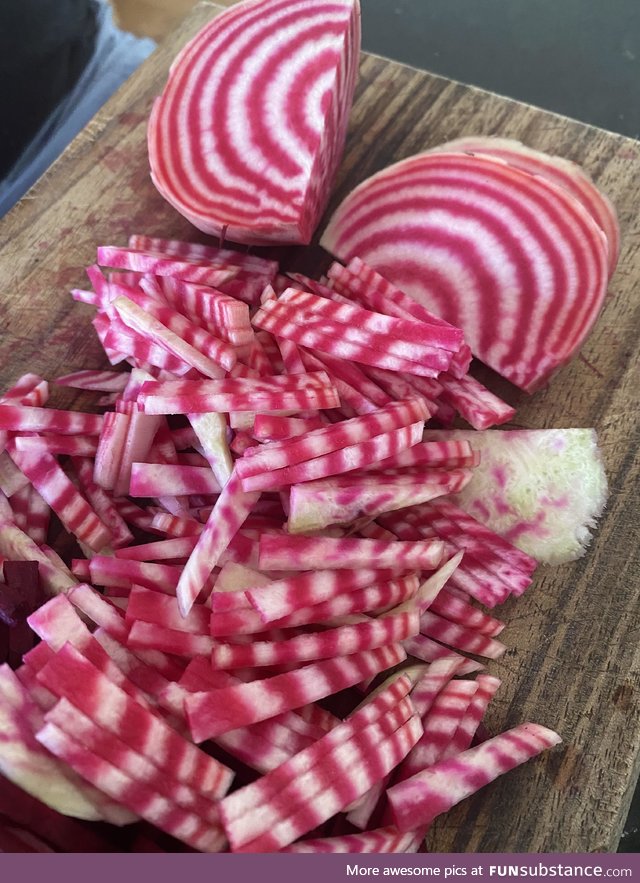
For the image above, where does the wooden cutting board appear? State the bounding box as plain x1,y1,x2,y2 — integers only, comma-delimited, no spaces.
0,0,639,854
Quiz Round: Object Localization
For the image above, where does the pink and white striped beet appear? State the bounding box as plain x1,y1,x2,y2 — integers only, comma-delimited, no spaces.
427,136,619,277
222,691,421,852
240,423,424,492
236,397,430,479
219,675,413,827
211,576,418,636
259,533,444,573
6,448,111,553
35,643,233,799
211,608,419,669
387,722,562,831
176,471,260,616
321,152,610,391
127,235,279,275
36,721,226,852
147,0,361,244
214,569,414,626
235,710,422,852
288,467,473,532
186,644,407,741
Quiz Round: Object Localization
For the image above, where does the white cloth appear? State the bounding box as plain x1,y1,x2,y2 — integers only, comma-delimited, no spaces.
0,1,155,217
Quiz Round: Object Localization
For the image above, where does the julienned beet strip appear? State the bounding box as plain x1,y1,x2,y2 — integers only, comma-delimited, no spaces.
210,608,419,669
175,472,260,617
209,577,418,637
7,449,112,553
44,698,221,826
287,467,473,533
185,644,407,742
220,680,421,851
36,721,227,852
126,235,279,274
0,664,136,829
276,286,464,351
220,676,414,825
398,680,480,780
0,405,103,436
235,397,430,478
35,642,233,799
258,534,445,573
237,711,422,852
234,569,413,624
387,723,562,831
239,423,424,492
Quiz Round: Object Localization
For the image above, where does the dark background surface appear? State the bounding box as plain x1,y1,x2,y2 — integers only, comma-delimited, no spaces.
360,0,640,853
361,0,640,139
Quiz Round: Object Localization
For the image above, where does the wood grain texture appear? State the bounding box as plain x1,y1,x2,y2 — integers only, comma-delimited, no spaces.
0,0,639,853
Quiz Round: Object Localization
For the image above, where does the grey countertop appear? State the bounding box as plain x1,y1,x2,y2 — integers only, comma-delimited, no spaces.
361,0,640,139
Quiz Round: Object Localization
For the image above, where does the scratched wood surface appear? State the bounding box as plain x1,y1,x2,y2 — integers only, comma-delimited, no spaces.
0,0,639,854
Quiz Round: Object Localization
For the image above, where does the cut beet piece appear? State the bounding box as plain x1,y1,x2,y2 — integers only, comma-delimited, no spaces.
236,710,422,852
423,428,608,564
0,405,103,436
36,721,225,852
98,246,238,289
129,463,221,497
253,300,450,378
35,643,234,799
321,153,609,392
112,297,226,380
258,534,445,573
211,607,419,669
0,664,134,824
7,448,112,553
72,458,133,549
240,569,414,624
127,235,279,275
176,472,260,617
287,467,473,533
442,673,502,758
241,423,424,493
44,698,222,828
236,397,430,479
428,136,619,278
147,0,361,244
419,610,507,659
127,621,214,658
186,644,407,741
399,679,479,779
220,675,412,826
212,576,418,637
387,722,562,831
